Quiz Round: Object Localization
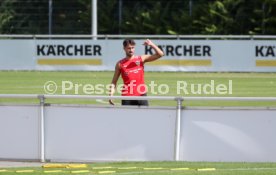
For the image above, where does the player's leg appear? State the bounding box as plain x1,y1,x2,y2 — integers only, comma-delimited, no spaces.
138,93,149,106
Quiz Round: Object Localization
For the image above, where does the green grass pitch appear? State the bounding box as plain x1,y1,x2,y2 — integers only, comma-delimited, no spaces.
0,71,276,106
2,161,276,175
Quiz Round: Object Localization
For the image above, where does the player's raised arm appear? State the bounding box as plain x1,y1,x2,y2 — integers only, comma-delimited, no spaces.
109,62,121,105
141,39,164,63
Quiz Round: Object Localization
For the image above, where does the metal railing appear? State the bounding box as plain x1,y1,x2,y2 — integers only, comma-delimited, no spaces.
1,94,276,162
2,94,276,101
0,34,276,40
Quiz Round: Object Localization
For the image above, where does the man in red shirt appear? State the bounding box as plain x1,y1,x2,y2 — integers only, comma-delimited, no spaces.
109,39,164,106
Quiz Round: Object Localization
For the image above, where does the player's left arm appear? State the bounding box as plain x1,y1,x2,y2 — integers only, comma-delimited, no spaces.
141,39,164,63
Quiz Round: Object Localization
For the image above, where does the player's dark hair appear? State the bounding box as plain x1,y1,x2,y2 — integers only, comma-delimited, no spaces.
123,39,136,47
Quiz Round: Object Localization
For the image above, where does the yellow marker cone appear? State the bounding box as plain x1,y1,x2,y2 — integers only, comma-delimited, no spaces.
43,164,87,169
143,167,164,170
117,167,137,170
44,170,64,173
16,170,35,173
42,164,67,168
171,168,190,171
66,164,87,168
98,171,116,174
197,168,216,171
0,170,7,172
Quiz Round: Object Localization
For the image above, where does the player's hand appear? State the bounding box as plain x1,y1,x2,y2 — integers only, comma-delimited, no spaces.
143,39,153,46
109,99,115,105
108,84,115,105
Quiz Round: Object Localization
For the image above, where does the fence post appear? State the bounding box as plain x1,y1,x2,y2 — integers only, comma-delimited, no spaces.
174,97,183,161
38,95,45,162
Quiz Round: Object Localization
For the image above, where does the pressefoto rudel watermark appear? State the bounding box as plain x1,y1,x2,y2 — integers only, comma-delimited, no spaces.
44,80,233,95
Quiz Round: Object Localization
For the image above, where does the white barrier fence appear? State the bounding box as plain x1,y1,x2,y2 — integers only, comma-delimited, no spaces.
1,94,276,162
0,35,276,72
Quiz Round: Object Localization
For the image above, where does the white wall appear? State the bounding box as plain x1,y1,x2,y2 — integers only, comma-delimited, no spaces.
181,109,276,162
44,106,176,161
0,105,40,160
1,104,276,162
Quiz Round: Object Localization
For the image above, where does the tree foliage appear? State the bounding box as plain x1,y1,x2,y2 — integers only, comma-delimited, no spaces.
0,0,275,35
0,0,48,34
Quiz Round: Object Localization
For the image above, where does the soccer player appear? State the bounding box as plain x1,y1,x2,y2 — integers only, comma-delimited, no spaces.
109,39,164,106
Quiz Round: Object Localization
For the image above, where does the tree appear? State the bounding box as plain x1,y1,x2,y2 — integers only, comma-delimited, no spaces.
0,0,48,34
121,0,192,34
192,0,276,35
97,0,119,34
250,0,276,35
52,0,90,34
0,1,14,33
0,0,275,35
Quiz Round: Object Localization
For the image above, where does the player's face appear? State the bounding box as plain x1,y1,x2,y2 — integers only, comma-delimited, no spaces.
124,44,135,57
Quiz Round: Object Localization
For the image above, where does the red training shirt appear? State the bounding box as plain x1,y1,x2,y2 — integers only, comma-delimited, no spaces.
119,56,146,96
